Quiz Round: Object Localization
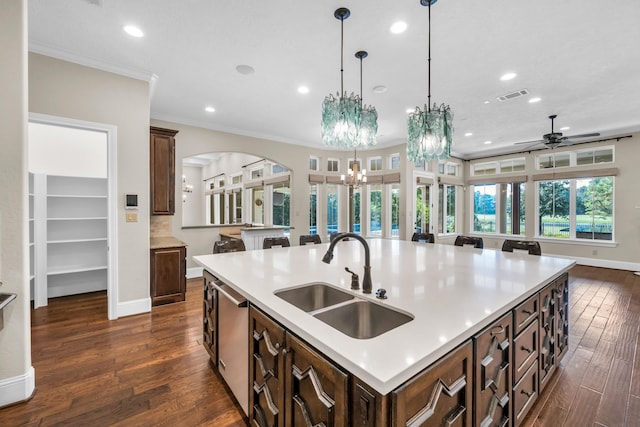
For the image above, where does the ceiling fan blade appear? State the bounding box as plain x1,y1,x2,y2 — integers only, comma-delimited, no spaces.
566,132,600,139
514,139,544,145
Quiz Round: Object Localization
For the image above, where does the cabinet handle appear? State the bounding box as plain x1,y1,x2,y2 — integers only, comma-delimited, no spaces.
521,389,533,398
522,309,533,316
274,342,280,350
282,348,288,356
520,345,532,354
490,325,505,336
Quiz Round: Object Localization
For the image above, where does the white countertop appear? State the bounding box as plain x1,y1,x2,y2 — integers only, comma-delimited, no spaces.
193,239,575,395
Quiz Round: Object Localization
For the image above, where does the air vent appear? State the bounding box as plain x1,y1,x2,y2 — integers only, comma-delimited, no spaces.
496,89,529,102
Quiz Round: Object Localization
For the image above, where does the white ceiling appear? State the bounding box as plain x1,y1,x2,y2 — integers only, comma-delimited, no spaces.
28,0,640,159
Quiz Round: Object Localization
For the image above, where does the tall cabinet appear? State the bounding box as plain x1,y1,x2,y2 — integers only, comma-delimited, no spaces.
30,173,108,306
150,126,178,215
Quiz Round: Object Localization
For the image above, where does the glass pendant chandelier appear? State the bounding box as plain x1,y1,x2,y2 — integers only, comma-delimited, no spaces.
407,0,453,162
355,50,378,148
322,8,365,149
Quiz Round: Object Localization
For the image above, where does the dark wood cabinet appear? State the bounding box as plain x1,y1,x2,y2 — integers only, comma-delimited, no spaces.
150,126,178,215
474,312,512,427
554,276,569,362
203,271,218,363
538,284,555,392
150,245,186,306
392,340,473,427
249,306,348,427
250,306,286,427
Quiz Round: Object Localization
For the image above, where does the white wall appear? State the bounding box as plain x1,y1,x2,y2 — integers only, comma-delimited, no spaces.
0,0,34,407
181,165,203,226
29,53,151,305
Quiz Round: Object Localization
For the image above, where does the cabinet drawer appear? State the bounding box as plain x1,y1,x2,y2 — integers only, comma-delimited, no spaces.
513,360,538,427
513,293,538,335
513,319,538,384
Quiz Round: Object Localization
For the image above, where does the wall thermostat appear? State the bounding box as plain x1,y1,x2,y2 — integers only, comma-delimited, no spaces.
125,194,138,210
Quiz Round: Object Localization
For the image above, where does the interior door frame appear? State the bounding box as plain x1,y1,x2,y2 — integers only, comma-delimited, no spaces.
29,112,118,320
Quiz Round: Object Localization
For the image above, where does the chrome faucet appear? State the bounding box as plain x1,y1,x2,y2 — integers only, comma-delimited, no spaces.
322,233,372,294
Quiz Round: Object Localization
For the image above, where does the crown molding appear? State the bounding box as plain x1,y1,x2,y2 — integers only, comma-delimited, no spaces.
29,41,158,84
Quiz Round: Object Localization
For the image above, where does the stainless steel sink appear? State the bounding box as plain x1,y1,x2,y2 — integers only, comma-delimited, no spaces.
275,282,354,312
313,300,413,339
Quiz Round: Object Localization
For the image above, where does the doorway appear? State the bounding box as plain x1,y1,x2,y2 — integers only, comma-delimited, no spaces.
28,113,118,320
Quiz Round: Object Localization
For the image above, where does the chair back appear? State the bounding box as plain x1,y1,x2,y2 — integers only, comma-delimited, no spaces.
501,239,541,256
454,235,484,249
299,234,322,245
213,239,246,254
263,237,291,249
411,232,435,243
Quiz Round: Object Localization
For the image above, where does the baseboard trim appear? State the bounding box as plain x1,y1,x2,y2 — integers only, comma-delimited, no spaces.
0,366,35,408
187,267,203,279
116,297,151,318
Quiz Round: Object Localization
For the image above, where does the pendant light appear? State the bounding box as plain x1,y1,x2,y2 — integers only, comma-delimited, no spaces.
321,8,363,149
356,50,378,148
407,0,453,162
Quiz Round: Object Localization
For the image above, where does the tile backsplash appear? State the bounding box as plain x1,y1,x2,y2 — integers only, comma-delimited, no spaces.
150,215,173,237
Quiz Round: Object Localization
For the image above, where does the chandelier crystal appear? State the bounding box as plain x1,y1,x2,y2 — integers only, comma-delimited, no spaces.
407,0,453,162
321,8,377,149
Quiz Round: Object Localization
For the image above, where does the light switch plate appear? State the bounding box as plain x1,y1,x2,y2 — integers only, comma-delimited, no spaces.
126,212,138,222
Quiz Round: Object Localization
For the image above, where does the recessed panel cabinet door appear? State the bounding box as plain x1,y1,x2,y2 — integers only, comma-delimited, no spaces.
250,307,286,427
554,274,569,362
285,333,349,427
538,285,555,392
150,126,178,215
392,340,473,427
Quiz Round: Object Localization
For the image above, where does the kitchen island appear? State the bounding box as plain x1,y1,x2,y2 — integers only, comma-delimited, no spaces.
194,238,575,426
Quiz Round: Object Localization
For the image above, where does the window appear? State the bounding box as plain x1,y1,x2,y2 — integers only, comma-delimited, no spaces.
577,147,614,165
327,158,339,172
537,177,613,241
499,158,525,173
438,184,457,234
415,183,431,234
439,161,459,176
326,184,339,235
472,183,525,235
538,152,570,169
251,168,263,179
368,184,382,236
251,186,264,225
309,184,318,234
349,187,361,233
348,158,362,173
389,153,400,170
231,174,242,185
309,156,319,171
272,182,290,227
472,162,497,176
537,146,614,170
233,191,242,223
391,184,400,237
369,157,383,172
272,164,287,174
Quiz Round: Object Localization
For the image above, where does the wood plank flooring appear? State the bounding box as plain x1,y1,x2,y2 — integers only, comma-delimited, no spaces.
1,265,639,426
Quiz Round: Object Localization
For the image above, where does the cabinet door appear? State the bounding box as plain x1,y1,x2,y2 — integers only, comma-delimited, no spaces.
392,340,473,427
538,285,555,392
554,274,569,363
250,307,287,427
150,246,186,305
202,272,217,362
474,312,512,427
150,126,177,215
285,333,349,427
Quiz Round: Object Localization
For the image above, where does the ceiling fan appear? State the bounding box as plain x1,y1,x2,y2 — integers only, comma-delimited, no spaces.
515,115,600,149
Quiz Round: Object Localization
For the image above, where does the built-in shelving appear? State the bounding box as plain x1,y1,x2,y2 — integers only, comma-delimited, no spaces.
30,174,108,305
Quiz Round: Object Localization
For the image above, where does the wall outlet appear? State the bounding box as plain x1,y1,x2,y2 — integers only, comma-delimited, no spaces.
126,212,138,223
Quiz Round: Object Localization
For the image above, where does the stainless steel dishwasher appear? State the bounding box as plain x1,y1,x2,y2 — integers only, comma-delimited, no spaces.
213,279,249,416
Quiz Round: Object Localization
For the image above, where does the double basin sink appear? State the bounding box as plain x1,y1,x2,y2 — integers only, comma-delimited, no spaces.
275,283,412,339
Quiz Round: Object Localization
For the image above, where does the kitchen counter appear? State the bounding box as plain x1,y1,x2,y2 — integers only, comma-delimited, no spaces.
150,236,187,249
193,239,575,395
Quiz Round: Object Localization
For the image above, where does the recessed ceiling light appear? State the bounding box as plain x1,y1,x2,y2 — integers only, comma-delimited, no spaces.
123,25,144,38
390,21,407,34
465,132,473,137
235,64,255,75
500,72,517,81
205,106,215,113
483,100,491,104
528,97,541,103
484,140,492,145
297,86,309,94
560,126,570,131
373,85,387,94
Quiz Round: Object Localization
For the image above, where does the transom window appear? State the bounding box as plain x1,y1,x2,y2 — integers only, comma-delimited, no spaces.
369,157,383,171
536,146,613,170
327,158,340,172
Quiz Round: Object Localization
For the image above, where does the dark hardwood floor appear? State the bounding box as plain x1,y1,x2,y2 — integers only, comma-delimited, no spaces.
1,265,639,426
